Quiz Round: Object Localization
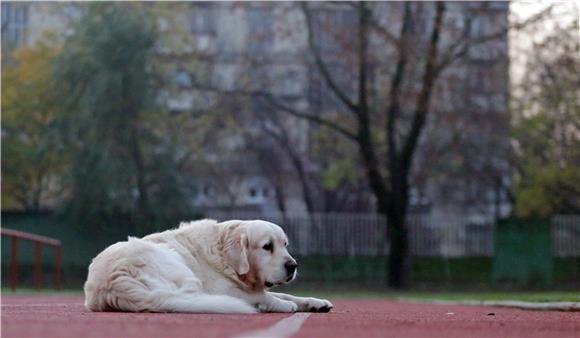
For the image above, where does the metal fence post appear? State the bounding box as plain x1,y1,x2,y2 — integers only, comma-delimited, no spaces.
54,246,63,290
34,242,42,290
10,237,19,291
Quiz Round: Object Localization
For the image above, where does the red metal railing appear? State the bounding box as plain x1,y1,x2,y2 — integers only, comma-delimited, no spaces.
1,228,63,290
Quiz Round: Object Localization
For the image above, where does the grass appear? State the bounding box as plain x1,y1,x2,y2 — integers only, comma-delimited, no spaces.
279,289,580,303
3,288,578,303
395,291,580,303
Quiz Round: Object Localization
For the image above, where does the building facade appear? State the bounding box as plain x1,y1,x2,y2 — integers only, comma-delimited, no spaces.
2,2,511,221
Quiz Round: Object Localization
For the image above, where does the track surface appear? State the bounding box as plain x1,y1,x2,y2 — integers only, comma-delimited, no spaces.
2,295,578,337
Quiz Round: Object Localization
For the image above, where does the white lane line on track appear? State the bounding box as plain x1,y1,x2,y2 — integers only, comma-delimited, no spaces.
234,313,311,338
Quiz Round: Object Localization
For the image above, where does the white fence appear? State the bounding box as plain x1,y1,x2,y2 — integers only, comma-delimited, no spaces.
552,215,580,257
407,214,494,257
206,212,580,257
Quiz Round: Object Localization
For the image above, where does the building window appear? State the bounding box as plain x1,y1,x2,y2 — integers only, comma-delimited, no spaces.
249,187,257,198
1,3,29,51
308,61,354,111
199,183,213,198
469,15,489,37
189,4,214,35
247,7,273,53
173,70,192,88
412,3,431,35
310,7,357,54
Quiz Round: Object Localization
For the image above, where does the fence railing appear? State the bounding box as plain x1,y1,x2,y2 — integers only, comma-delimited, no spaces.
207,212,580,257
407,214,495,257
1,228,63,290
552,215,580,257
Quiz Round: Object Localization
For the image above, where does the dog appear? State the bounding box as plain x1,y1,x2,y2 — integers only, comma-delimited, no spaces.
84,219,333,313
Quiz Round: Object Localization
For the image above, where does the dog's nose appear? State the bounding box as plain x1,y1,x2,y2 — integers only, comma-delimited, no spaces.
284,260,298,275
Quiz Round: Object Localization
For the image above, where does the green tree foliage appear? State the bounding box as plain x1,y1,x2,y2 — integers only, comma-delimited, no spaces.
511,17,580,217
1,33,65,210
53,3,190,229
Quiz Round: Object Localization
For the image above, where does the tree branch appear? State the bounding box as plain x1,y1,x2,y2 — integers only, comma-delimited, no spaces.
436,5,554,73
400,2,446,171
386,2,412,167
358,2,369,113
262,95,358,141
188,79,358,141
366,4,399,47
257,116,316,214
300,2,359,113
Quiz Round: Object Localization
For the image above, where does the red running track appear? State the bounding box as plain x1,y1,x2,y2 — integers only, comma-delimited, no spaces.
2,296,578,337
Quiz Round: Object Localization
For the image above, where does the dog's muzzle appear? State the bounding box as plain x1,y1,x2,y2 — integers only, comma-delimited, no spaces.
284,260,298,276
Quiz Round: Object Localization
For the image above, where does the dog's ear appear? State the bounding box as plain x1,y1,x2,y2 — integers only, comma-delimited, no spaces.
219,222,250,275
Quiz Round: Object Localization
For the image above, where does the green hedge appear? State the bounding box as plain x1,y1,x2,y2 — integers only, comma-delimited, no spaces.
294,256,493,286
291,256,578,290
493,219,553,286
2,212,579,289
554,257,580,283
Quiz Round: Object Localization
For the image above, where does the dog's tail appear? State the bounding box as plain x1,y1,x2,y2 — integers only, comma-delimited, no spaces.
155,292,256,314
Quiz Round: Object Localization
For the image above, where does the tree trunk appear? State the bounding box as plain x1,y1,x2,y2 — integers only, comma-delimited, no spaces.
386,207,409,289
384,2,445,289
386,160,411,288
273,183,287,215
289,153,315,215
269,128,316,216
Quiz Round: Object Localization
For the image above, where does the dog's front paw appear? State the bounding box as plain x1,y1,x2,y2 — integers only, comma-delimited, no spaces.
302,298,333,313
258,299,298,313
281,300,299,313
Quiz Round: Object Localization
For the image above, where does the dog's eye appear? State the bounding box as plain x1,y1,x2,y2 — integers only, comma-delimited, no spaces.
262,242,273,252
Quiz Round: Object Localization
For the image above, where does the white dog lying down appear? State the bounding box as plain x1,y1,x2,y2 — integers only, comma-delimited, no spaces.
84,219,333,313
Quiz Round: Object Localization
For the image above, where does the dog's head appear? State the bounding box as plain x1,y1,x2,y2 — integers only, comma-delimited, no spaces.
219,220,297,290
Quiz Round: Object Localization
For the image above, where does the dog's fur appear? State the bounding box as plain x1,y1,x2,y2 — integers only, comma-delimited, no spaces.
84,219,333,313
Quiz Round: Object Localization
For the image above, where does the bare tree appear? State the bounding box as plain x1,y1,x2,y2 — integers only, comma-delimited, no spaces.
260,2,521,288
265,2,447,288
251,108,316,215
188,2,541,288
